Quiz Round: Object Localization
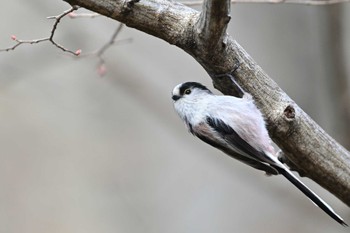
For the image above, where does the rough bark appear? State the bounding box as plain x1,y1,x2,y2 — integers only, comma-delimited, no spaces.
63,0,350,205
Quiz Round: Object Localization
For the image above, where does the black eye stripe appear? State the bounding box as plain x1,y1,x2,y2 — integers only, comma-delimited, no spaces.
179,82,211,95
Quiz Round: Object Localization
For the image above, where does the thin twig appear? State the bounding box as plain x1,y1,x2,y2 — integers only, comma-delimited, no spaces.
97,23,124,57
78,24,130,76
0,6,80,55
183,0,350,5
68,12,101,18
0,7,128,76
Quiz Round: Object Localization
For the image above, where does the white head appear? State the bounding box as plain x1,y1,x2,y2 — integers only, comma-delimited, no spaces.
172,82,212,102
171,82,213,126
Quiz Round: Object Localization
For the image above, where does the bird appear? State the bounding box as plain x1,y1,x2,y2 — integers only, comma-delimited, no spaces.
171,81,347,226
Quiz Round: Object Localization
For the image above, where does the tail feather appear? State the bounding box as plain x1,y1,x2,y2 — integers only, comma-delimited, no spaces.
275,166,348,226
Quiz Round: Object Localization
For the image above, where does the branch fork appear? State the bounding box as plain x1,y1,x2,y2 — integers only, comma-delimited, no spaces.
196,0,231,54
0,6,80,55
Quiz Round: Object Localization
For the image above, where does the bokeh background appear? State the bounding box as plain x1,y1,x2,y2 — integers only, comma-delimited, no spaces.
0,1,349,233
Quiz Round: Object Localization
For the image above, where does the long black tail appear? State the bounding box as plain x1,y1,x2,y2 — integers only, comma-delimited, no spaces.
275,166,348,226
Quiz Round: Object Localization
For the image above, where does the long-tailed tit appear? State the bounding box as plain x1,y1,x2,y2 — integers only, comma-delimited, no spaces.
171,81,347,226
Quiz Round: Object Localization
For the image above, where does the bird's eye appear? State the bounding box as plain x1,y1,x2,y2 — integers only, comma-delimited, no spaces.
184,89,191,95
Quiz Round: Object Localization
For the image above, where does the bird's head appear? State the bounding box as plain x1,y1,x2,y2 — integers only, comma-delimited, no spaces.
171,82,212,102
171,82,213,127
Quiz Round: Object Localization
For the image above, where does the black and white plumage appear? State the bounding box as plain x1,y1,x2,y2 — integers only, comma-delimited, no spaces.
171,81,347,226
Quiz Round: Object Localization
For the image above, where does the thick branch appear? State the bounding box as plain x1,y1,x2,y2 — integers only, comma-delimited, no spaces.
185,0,350,5
196,0,230,53
63,0,350,206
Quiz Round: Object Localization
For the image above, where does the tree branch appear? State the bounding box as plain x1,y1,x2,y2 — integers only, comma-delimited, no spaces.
0,6,81,56
184,0,350,5
196,0,230,54
0,8,130,76
78,23,131,76
63,0,350,206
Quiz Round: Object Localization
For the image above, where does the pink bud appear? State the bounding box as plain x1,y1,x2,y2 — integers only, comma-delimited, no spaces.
68,12,76,18
11,35,16,41
75,49,81,56
97,64,107,77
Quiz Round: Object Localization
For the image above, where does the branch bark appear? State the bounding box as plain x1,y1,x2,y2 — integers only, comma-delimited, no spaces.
185,0,350,5
196,0,230,53
63,0,350,205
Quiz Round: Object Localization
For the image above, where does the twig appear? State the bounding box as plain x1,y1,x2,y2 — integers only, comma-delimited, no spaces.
0,7,128,76
0,6,81,55
96,23,125,57
68,12,100,18
78,23,130,76
183,0,350,5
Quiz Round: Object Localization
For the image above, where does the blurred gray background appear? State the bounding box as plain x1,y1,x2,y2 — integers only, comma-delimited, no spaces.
0,1,349,233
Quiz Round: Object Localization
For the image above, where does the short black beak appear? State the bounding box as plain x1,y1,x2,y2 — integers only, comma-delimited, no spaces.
172,95,181,101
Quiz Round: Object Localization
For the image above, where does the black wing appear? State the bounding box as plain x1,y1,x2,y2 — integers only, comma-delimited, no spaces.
193,117,278,175
206,117,276,164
